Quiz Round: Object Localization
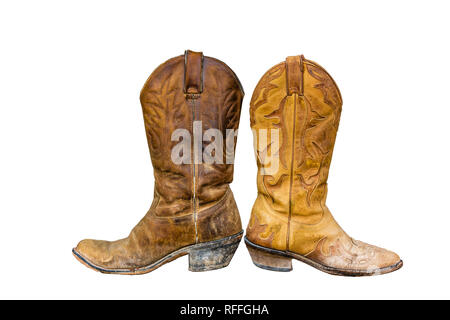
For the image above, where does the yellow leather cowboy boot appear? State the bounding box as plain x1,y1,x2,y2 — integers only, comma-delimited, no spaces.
73,50,244,274
245,55,402,276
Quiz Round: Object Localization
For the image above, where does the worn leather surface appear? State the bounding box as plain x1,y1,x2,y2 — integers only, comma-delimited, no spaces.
247,55,401,273
75,51,244,270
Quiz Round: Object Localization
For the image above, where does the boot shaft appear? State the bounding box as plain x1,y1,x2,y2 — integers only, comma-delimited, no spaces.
140,51,244,217
250,55,342,223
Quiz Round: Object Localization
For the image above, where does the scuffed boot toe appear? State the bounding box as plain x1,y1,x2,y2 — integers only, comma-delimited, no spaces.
73,239,115,272
351,239,403,275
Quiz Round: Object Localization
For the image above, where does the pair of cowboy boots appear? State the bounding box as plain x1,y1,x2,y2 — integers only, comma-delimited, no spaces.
73,51,402,276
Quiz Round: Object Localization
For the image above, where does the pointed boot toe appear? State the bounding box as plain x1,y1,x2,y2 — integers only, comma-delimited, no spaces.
354,240,403,273
377,251,403,274
73,239,115,272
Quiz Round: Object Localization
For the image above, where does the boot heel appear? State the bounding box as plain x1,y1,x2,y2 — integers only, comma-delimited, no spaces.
188,232,242,272
245,240,292,272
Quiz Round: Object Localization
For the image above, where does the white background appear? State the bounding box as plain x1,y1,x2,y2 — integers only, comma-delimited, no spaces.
0,0,449,299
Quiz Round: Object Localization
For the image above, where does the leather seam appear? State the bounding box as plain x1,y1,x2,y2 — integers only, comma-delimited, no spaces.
286,93,297,252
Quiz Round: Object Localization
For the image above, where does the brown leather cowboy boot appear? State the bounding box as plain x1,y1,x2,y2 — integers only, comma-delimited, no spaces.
73,50,244,274
245,55,402,276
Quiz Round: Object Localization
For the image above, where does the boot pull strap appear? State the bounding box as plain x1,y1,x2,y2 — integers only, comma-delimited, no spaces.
184,50,203,96
286,55,305,96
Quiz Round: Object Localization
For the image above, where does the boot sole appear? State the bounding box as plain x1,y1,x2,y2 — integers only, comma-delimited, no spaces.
72,231,243,275
245,237,403,276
